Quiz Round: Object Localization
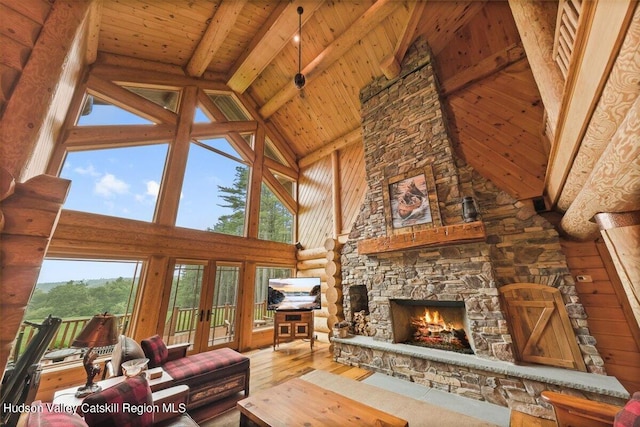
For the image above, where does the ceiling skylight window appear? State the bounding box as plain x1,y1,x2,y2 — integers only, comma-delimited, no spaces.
122,86,180,113
206,93,249,121
77,95,154,126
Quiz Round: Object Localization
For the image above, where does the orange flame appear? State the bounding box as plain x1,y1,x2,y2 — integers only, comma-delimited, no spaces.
424,310,445,327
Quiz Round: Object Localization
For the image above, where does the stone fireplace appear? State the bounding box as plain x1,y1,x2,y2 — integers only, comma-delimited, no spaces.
332,37,628,419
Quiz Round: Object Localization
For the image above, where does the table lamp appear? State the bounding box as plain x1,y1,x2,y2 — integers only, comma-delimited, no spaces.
71,313,119,397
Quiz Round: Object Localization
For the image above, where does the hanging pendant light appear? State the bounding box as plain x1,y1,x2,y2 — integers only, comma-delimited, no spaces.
294,6,306,90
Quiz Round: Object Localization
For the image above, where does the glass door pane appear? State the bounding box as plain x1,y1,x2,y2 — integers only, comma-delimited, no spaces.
207,263,240,347
163,262,205,351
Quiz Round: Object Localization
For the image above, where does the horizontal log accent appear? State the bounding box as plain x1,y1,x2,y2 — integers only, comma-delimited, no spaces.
357,221,487,255
296,258,328,271
296,246,328,260
48,210,295,264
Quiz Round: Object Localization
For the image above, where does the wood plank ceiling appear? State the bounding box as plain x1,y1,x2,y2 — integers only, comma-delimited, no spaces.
93,0,547,201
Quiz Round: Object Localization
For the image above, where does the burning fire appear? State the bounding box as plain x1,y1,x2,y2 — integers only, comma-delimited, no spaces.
408,309,472,353
415,309,454,332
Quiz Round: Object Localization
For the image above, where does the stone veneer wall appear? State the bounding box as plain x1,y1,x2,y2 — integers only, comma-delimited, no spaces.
339,37,602,372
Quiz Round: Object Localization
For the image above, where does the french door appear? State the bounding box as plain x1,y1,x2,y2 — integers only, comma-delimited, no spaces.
163,260,241,353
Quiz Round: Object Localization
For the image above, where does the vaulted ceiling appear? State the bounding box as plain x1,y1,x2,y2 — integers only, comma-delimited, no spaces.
93,0,547,200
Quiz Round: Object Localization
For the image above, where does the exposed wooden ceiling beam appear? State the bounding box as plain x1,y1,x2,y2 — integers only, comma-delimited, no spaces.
259,0,400,119
440,44,526,96
64,124,176,149
226,0,324,94
186,0,248,77
85,0,102,64
380,0,426,80
87,74,178,125
508,0,563,143
544,0,635,208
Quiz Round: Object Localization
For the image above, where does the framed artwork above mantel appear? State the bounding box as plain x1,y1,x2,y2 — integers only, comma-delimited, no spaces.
382,166,442,236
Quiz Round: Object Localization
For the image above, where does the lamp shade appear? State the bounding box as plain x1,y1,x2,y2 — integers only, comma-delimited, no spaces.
72,313,119,348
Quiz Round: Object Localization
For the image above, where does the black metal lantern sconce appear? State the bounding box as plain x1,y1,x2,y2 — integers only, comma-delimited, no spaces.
462,196,479,222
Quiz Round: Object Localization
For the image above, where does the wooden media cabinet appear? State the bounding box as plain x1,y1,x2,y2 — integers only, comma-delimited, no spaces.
273,309,314,350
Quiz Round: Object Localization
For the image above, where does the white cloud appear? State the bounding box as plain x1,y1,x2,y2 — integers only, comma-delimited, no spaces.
134,180,160,204
95,173,129,198
145,180,160,198
74,164,100,176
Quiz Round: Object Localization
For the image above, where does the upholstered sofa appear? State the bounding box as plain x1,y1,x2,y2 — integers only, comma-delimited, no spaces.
112,335,250,412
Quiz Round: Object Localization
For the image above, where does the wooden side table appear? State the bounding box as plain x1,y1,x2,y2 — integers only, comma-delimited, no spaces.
273,309,314,350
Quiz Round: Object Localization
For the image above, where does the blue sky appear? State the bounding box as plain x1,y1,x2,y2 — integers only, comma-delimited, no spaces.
38,101,246,283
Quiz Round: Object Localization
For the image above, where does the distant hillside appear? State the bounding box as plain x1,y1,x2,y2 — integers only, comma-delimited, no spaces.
35,278,132,293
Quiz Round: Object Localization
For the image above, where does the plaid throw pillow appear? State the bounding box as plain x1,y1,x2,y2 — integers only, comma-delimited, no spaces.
615,392,640,427
140,335,168,368
81,375,153,427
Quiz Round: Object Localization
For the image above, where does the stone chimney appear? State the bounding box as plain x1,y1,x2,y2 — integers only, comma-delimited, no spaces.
341,37,600,370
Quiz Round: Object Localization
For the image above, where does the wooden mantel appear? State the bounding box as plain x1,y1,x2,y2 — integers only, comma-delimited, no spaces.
357,221,486,255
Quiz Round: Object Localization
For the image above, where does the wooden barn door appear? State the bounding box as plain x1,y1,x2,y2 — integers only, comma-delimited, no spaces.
500,283,587,371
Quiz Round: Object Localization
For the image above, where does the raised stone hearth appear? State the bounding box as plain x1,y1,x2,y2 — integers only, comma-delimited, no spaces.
332,37,623,419
333,336,629,420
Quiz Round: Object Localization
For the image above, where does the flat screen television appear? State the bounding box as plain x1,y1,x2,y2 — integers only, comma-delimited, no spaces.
268,277,321,311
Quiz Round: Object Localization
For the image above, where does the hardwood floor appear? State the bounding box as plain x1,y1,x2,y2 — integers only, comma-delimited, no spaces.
242,340,371,390
192,340,373,423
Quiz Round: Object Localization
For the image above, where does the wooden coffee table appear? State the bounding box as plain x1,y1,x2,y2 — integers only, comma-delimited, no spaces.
237,378,408,426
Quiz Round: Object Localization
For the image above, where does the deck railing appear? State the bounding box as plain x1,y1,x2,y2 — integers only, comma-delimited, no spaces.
10,314,131,364
12,302,273,364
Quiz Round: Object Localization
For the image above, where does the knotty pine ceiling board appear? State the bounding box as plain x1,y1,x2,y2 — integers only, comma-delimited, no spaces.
449,91,546,170
204,1,276,74
433,3,520,79
464,83,543,141
266,10,402,156
419,1,486,56
100,0,216,66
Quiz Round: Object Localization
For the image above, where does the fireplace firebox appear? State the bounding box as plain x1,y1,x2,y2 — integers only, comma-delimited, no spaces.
389,299,473,354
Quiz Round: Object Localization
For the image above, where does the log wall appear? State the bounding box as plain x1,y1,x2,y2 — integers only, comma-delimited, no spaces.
294,238,344,344
0,168,70,377
562,239,640,393
296,245,330,342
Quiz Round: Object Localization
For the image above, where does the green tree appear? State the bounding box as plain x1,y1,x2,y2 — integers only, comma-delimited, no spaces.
258,183,293,243
210,165,293,243
210,166,248,236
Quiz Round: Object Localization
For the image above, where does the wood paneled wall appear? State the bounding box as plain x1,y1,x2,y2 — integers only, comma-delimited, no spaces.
297,156,334,249
562,239,640,393
338,143,366,236
297,140,366,248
